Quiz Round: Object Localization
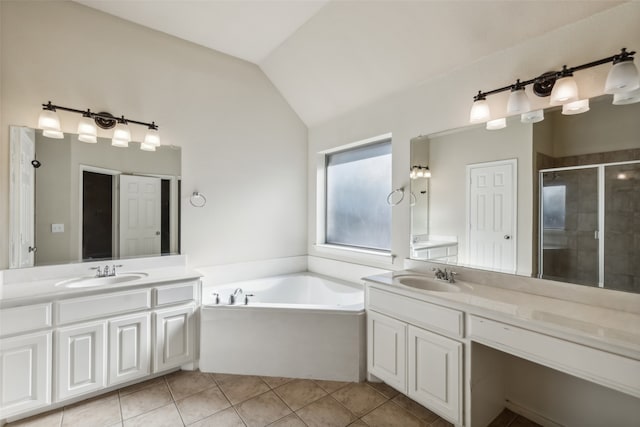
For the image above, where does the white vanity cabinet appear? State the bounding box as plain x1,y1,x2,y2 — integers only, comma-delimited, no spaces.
108,313,150,386
0,303,52,418
154,304,196,372
366,286,464,425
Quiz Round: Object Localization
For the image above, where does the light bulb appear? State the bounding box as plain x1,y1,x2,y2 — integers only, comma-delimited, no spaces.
38,109,63,139
507,87,531,114
143,127,160,147
613,87,640,105
562,99,590,115
605,59,640,94
469,98,491,123
486,118,506,130
77,116,97,143
550,75,579,105
521,109,544,123
140,142,156,151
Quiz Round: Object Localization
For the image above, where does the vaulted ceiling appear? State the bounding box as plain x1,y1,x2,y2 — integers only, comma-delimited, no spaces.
76,1,623,126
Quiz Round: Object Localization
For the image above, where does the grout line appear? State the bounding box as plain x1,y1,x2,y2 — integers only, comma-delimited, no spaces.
116,391,124,426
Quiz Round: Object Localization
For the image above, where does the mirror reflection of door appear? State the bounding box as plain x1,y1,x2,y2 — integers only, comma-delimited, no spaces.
119,174,162,258
467,159,517,273
82,171,114,260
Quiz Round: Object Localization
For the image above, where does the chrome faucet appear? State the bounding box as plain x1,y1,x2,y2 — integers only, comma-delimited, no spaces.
432,267,457,283
108,264,123,277
228,288,244,305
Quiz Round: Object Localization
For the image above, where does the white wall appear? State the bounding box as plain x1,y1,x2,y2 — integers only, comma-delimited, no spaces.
307,3,640,269
0,1,308,269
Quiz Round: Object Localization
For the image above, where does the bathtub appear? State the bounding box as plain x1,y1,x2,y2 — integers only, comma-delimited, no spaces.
200,272,366,381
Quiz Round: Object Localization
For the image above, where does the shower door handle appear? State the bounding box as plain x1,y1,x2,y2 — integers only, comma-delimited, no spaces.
594,230,599,240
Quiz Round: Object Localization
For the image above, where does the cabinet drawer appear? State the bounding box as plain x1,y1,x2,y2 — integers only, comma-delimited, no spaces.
468,315,640,399
0,303,52,337
154,281,198,306
56,289,151,325
368,288,463,338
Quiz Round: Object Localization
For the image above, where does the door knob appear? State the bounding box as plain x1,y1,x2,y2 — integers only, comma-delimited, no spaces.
504,235,511,240
155,231,161,236
28,246,37,253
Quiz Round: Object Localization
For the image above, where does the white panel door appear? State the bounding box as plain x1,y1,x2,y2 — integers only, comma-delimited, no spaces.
467,159,517,273
153,305,195,372
9,126,36,268
367,310,407,393
0,332,51,418
408,325,462,425
108,313,150,386
119,174,161,258
56,322,106,401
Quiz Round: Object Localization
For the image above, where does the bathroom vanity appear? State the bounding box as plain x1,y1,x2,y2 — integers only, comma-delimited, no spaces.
363,266,640,427
0,256,200,423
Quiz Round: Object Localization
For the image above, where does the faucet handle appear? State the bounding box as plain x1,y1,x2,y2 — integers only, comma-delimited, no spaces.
90,266,102,277
244,294,255,305
211,292,220,305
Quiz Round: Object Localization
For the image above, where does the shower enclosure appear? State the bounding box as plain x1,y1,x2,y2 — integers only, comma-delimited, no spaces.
539,161,640,292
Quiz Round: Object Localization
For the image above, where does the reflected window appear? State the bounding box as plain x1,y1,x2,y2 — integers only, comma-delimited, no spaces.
325,140,392,251
542,185,566,229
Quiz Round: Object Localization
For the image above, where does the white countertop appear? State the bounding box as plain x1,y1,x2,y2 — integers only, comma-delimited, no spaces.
0,256,201,308
363,271,640,360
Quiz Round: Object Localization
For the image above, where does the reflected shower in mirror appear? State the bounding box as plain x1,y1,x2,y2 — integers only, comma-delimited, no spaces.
410,95,640,293
9,126,181,268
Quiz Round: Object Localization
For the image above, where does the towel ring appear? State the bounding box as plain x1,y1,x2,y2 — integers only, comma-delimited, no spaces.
190,192,207,208
410,191,417,207
386,188,405,206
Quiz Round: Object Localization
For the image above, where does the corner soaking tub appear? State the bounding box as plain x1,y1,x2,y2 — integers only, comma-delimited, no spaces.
200,272,366,381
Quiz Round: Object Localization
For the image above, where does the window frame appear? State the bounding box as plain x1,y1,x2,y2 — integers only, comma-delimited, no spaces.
315,133,393,258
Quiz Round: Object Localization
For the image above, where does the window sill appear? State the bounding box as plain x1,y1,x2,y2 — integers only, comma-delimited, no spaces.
313,244,395,266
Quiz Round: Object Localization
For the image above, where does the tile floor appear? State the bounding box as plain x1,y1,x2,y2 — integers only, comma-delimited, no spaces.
7,371,540,427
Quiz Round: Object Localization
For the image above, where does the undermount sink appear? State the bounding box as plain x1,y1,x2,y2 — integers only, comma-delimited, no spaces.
394,275,464,292
55,272,149,288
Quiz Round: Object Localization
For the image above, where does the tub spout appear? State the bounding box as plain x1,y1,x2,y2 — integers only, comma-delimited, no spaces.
229,288,244,305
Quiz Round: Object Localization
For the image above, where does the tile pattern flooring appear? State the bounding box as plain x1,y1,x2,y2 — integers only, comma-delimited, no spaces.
7,371,541,427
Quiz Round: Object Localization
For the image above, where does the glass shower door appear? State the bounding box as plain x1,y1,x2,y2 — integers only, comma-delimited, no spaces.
540,167,599,286
604,163,640,292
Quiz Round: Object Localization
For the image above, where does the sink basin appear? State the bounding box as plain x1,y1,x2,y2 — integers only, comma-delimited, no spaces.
394,275,463,292
56,272,148,288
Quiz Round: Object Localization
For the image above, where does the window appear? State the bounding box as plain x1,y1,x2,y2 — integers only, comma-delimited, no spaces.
325,139,392,251
542,185,566,229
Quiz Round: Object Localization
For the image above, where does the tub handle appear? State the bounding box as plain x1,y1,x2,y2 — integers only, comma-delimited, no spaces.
211,292,220,305
244,294,255,305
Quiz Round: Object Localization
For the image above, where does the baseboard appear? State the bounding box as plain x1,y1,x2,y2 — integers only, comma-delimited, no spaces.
505,399,565,427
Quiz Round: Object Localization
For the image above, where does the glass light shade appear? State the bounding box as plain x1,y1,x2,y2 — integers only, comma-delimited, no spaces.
469,99,491,123
507,88,531,114
422,168,431,178
140,142,156,151
112,123,131,147
77,117,97,143
410,166,419,179
604,60,640,94
143,128,160,146
43,130,64,139
562,99,590,115
486,118,506,130
521,109,544,123
38,110,63,138
550,75,579,105
613,87,640,105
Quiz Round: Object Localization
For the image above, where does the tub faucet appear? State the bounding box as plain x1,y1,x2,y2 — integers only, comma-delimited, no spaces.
229,288,243,305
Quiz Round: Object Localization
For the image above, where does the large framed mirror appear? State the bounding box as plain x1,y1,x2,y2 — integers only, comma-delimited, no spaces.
410,95,640,293
9,126,181,268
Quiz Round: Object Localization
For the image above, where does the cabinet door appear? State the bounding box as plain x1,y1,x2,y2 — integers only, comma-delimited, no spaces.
153,305,195,372
0,332,51,418
408,325,462,424
367,310,407,392
56,322,106,401
108,313,150,386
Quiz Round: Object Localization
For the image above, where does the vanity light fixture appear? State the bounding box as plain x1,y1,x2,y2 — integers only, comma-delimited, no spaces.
521,109,544,123
469,48,638,125
486,118,506,130
562,99,590,115
410,165,431,179
613,87,640,105
37,101,161,150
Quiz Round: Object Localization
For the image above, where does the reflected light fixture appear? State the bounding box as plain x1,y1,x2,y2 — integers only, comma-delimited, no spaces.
613,87,640,105
562,99,590,115
410,165,431,179
486,118,506,130
468,48,637,126
37,101,160,151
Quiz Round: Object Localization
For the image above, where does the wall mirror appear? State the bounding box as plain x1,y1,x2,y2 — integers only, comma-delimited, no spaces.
410,95,640,293
9,126,181,268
